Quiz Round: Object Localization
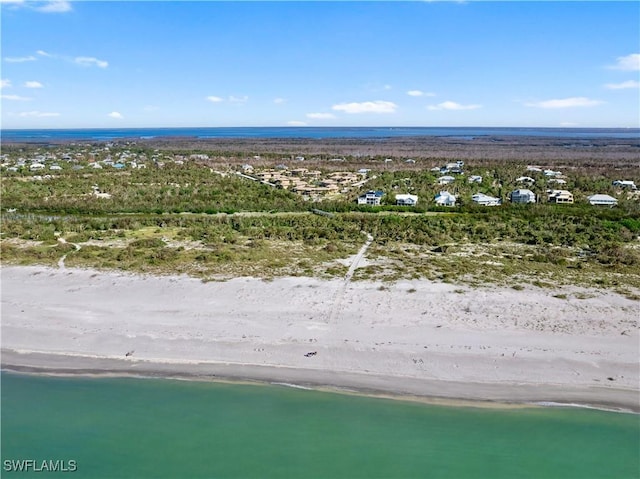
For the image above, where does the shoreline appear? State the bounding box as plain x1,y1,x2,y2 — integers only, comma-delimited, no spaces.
2,265,638,413
3,349,638,413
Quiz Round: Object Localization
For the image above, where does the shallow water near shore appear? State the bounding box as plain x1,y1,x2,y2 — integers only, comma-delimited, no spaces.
2,372,639,478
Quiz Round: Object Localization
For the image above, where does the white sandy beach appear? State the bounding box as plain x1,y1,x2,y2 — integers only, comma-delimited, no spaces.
1,266,638,410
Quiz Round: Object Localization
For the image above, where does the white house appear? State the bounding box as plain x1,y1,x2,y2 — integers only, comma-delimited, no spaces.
29,163,45,171
516,176,535,184
438,175,455,185
471,192,501,206
587,194,618,206
548,190,574,204
612,180,637,190
548,178,567,185
434,191,457,207
510,189,536,204
357,190,384,206
395,194,419,206
544,169,562,177
527,166,542,172
443,162,464,174
468,175,482,184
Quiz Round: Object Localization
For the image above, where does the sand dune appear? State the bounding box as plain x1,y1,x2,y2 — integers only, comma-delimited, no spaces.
2,266,638,411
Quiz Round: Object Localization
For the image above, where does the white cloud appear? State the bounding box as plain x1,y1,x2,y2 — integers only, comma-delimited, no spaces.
427,101,481,111
206,95,248,104
332,100,397,114
228,95,248,103
608,53,640,71
407,90,424,97
35,1,72,13
1,94,32,101
306,112,336,119
1,79,11,89
559,122,579,127
273,97,286,104
604,80,639,90
75,56,108,68
24,81,44,88
108,111,123,119
4,55,37,63
525,97,603,109
287,121,307,126
18,111,60,117
37,50,53,57
1,1,72,12
407,90,436,97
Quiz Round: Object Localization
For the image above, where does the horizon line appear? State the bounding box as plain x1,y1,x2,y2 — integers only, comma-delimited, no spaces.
2,126,639,131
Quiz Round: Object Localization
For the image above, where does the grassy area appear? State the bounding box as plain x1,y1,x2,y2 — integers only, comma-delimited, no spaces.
356,242,640,292
0,216,358,280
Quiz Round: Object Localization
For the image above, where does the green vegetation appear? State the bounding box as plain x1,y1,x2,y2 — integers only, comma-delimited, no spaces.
1,143,639,292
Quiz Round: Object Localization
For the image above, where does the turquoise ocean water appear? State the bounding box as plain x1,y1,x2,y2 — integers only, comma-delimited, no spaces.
1,372,638,478
2,127,639,142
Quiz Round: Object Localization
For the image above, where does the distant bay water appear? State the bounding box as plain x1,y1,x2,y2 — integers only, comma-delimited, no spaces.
2,372,639,478
1,126,639,142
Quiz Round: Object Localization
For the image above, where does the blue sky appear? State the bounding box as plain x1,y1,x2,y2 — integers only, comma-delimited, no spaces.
1,1,639,128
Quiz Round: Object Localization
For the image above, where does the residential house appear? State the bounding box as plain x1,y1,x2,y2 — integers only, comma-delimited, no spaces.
587,194,618,206
612,180,637,190
516,176,535,184
547,190,574,204
357,190,384,206
471,192,501,206
438,175,455,185
434,191,457,207
441,162,464,174
395,194,419,206
510,189,536,204
468,175,482,184
548,178,567,185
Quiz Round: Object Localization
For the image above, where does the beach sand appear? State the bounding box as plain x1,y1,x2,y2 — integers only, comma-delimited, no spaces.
1,266,638,411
